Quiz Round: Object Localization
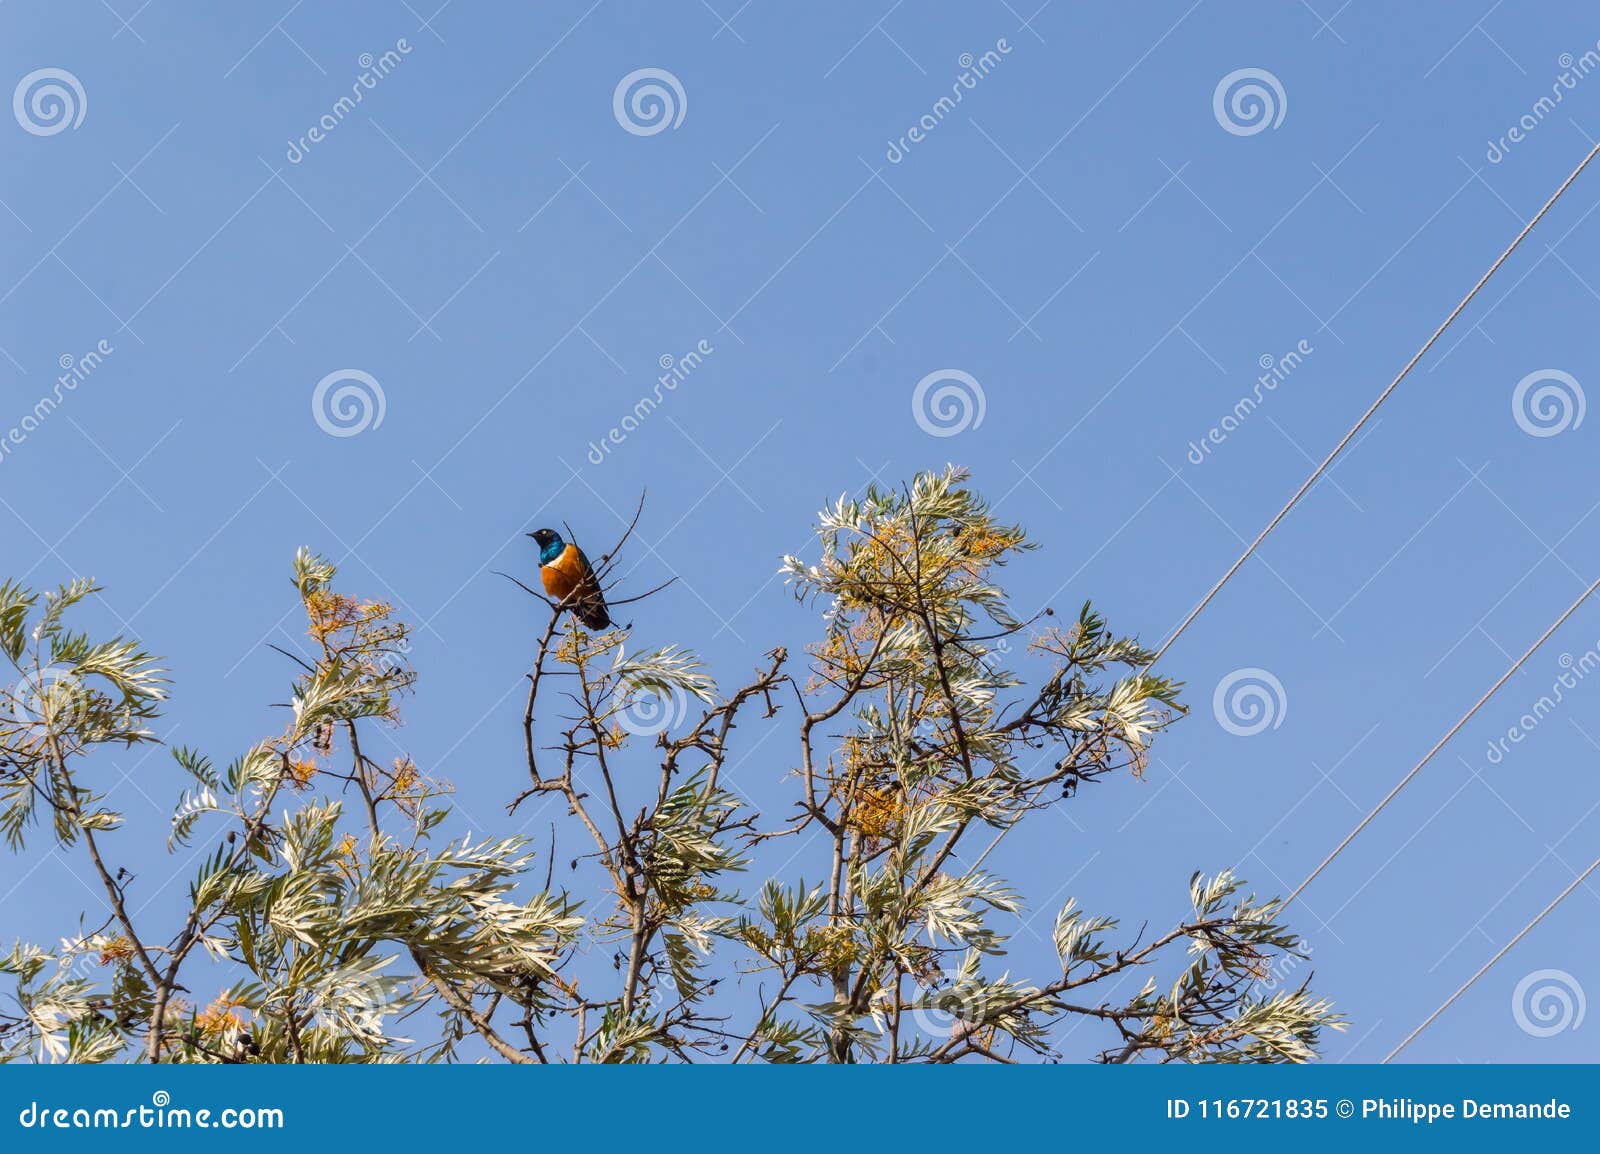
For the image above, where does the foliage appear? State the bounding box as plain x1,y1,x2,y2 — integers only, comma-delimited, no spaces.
0,469,1342,1063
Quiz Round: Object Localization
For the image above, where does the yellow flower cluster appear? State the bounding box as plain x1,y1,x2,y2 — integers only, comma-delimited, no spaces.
798,925,859,972
95,935,135,965
851,787,903,839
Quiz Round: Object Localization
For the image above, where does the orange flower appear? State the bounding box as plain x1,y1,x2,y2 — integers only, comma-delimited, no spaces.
306,590,360,638
196,992,248,1038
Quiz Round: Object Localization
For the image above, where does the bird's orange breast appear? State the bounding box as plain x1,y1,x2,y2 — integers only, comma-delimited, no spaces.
540,543,586,601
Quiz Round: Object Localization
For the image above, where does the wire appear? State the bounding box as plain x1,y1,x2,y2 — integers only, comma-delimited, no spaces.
968,140,1600,880
1285,572,1600,909
1178,139,1600,910
1146,139,1600,669
1384,854,1600,1061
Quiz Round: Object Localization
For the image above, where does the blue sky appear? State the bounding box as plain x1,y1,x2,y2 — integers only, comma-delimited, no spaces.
4,1,1600,1062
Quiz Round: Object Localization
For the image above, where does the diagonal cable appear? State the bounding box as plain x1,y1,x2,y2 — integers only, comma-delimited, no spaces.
1384,854,1600,1061
970,142,1600,880
1148,139,1600,667
1286,572,1600,908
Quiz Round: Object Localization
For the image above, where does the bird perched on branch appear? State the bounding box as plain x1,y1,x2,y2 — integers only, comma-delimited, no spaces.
527,528,611,629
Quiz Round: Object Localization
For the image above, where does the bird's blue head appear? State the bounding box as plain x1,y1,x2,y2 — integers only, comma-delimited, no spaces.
527,528,565,565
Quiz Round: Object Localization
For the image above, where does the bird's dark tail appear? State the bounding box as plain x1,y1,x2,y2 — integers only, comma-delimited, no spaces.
576,601,611,630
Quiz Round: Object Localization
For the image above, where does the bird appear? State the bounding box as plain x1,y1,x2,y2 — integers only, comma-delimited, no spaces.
527,528,611,629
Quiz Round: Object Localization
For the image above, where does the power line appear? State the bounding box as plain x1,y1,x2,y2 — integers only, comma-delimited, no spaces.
1384,854,1600,1061
969,140,1600,879
1285,572,1600,909
1176,139,1600,916
1146,139,1600,668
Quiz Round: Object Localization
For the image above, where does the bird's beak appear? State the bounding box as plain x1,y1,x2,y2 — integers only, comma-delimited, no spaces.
524,532,537,538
